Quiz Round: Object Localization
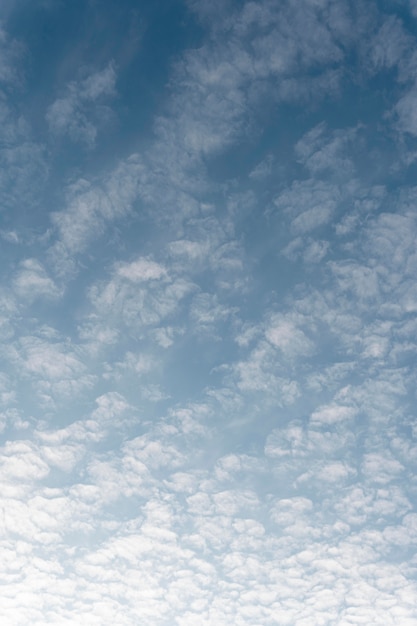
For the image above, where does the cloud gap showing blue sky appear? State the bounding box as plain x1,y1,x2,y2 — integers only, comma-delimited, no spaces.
1,0,417,624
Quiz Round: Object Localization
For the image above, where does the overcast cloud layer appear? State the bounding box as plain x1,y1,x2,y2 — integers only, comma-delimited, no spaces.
1,0,417,624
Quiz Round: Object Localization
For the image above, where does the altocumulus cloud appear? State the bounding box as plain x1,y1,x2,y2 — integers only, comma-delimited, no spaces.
0,0,417,624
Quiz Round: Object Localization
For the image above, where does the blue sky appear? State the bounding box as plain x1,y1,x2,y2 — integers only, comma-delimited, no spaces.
1,0,417,624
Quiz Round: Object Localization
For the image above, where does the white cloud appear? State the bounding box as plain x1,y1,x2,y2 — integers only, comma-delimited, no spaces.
395,86,417,136
46,63,117,147
311,403,357,426
330,261,380,304
0,26,23,85
231,340,300,402
270,496,313,526
249,154,274,180
48,155,145,276
0,229,19,243
152,325,183,348
367,15,411,72
297,459,356,485
0,142,48,214
303,239,329,264
335,486,412,526
295,122,357,176
265,313,314,357
122,434,185,472
13,259,61,301
88,256,195,336
92,392,130,422
274,179,340,234
77,316,120,355
190,292,235,334
362,453,405,485
18,336,85,381
116,258,167,282
6,332,95,407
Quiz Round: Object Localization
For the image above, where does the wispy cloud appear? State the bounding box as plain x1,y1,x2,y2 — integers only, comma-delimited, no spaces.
13,258,61,301
48,155,144,277
46,63,117,147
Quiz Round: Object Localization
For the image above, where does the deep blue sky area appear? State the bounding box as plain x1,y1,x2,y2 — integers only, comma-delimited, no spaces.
1,1,417,624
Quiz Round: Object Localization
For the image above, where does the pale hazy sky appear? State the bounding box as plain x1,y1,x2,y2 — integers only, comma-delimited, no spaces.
1,1,417,624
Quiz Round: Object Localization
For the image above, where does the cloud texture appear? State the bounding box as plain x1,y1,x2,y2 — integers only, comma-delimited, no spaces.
1,0,417,624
